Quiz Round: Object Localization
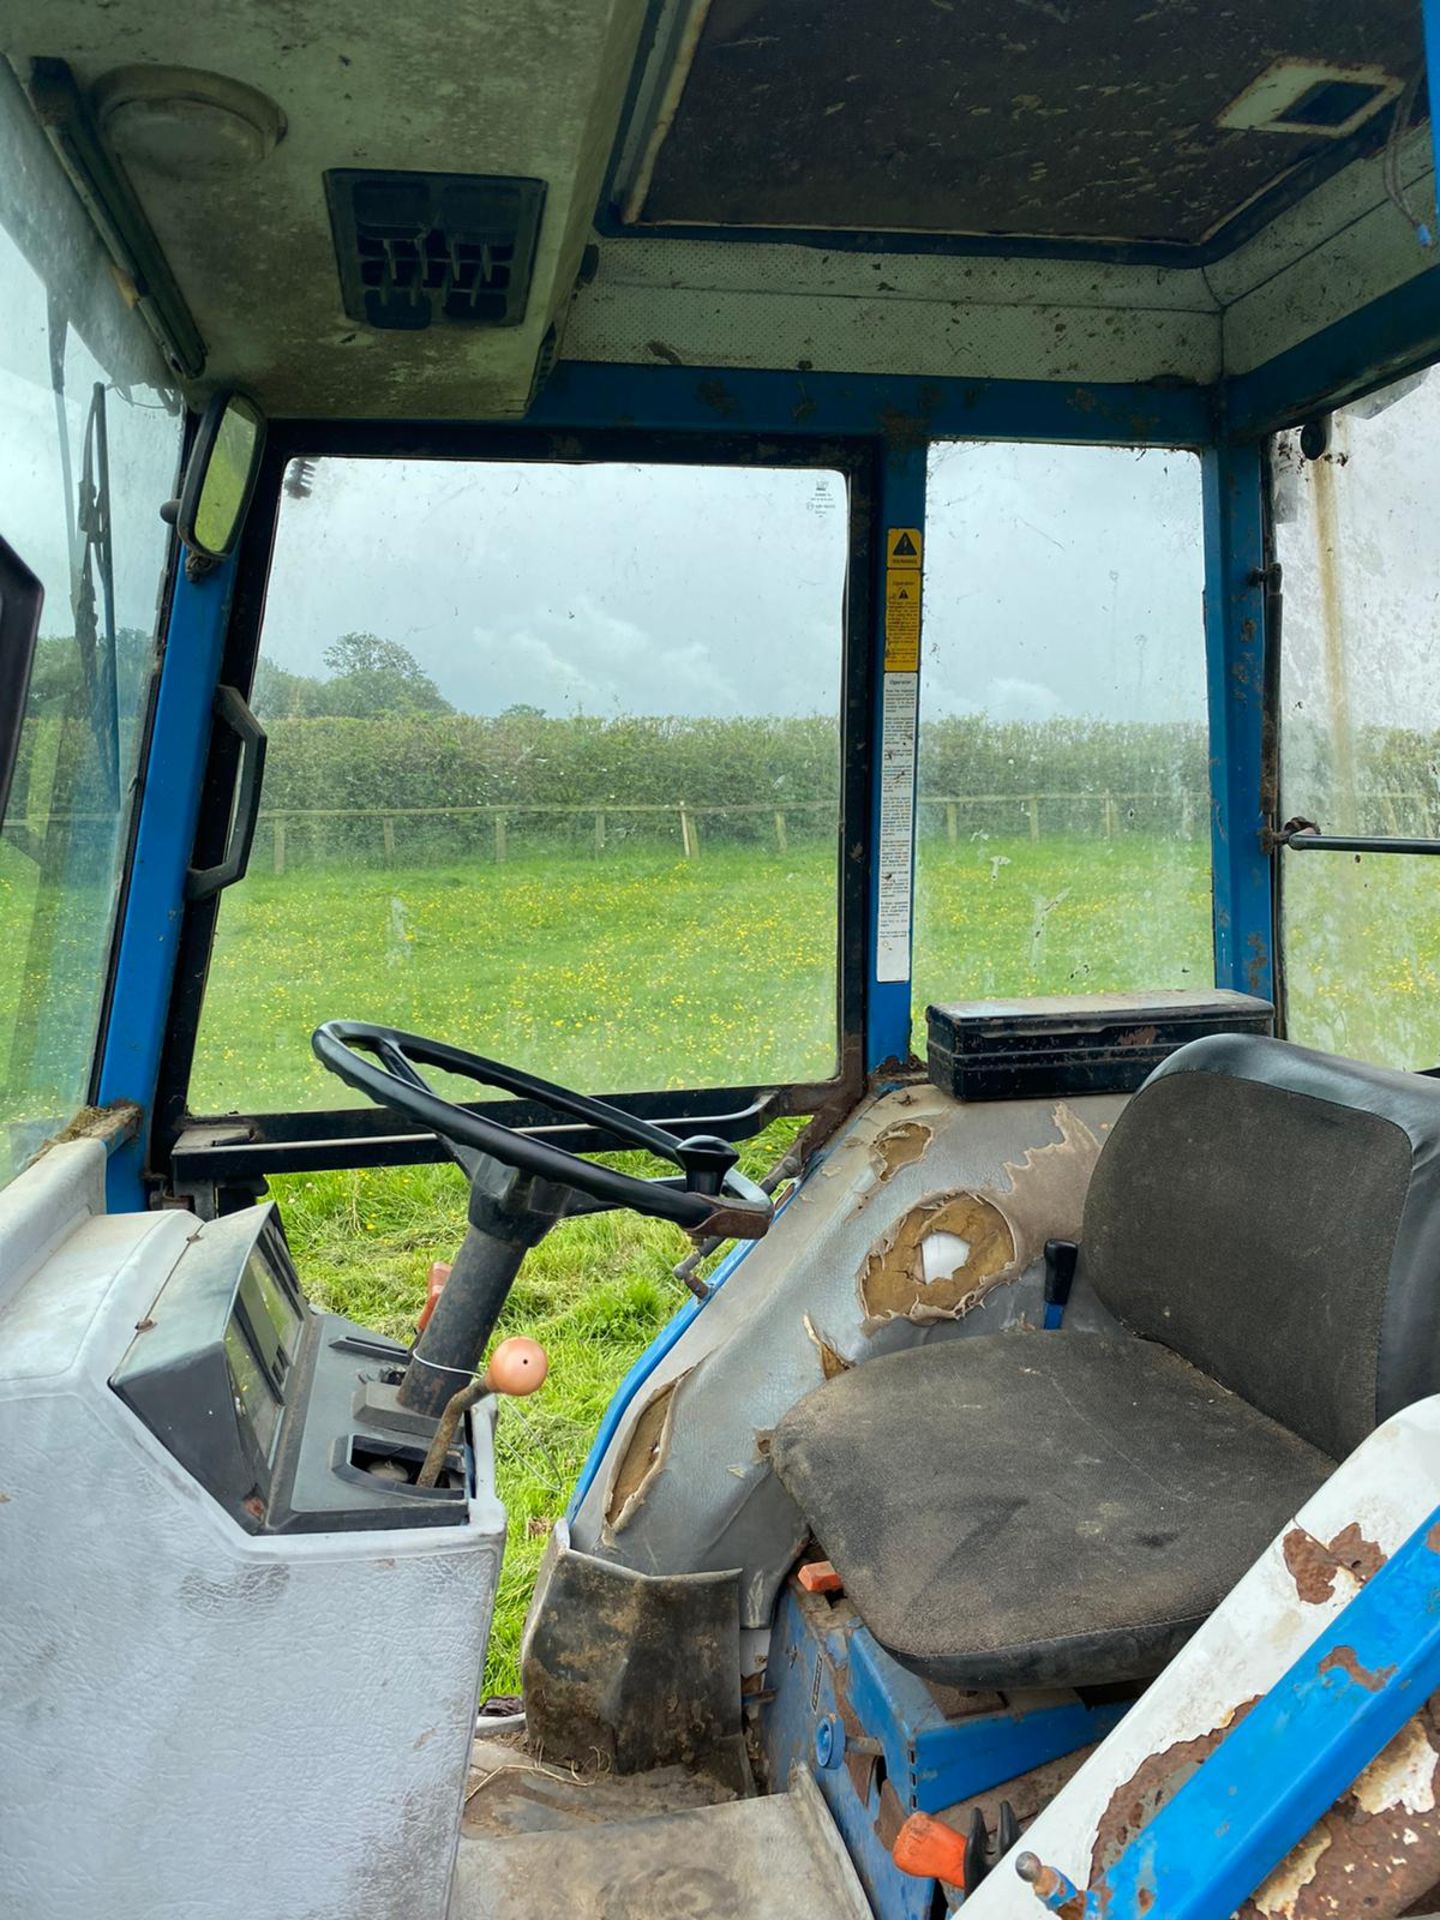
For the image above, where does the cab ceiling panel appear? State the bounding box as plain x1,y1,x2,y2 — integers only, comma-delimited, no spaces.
4,0,648,417
619,0,1423,262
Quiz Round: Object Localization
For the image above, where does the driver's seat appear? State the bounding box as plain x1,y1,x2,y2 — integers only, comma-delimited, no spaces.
770,1034,1440,1690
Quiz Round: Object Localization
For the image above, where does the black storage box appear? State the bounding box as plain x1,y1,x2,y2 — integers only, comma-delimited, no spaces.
926,990,1275,1102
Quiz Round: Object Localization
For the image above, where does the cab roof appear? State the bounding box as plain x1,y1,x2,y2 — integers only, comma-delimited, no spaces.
5,1,1433,418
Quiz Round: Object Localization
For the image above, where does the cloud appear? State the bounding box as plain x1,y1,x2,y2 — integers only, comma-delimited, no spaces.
982,677,1062,722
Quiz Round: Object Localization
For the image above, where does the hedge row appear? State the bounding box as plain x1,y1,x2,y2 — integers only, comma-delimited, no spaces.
256,712,1213,815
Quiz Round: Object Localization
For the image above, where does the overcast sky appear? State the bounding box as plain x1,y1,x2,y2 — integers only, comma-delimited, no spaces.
258,443,1211,726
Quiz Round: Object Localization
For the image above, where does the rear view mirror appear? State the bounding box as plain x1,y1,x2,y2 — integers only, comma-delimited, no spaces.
176,392,265,560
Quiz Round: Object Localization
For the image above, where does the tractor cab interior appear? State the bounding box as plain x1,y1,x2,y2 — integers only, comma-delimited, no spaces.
5,4,1440,1918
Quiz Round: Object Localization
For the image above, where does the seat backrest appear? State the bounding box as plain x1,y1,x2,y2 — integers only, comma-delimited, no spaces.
1079,1032,1440,1461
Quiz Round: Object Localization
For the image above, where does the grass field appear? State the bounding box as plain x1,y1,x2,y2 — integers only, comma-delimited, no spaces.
189,835,1214,1112
188,832,1213,1691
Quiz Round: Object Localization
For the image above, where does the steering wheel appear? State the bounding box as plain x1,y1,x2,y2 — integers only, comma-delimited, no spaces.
311,1020,773,1240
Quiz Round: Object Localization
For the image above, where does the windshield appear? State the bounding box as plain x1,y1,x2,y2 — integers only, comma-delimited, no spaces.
0,63,183,1183
189,453,849,1113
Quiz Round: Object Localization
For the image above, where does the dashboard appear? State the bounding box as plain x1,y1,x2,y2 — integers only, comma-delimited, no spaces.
110,1203,471,1533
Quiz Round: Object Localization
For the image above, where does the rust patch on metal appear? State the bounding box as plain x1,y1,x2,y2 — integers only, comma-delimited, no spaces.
802,1314,852,1380
603,1370,690,1534
1427,1520,1440,1554
873,1775,908,1852
1248,1829,1332,1916
1283,1523,1386,1604
868,1120,933,1180
1241,1696,1440,1917
697,378,739,419
1317,1645,1394,1693
1094,1694,1440,1917
1091,1699,1260,1881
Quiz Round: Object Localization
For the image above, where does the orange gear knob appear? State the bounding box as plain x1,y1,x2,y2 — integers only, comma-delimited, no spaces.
893,1811,969,1889
482,1336,549,1397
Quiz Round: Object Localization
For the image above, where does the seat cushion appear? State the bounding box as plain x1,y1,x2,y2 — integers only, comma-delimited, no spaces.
770,1333,1334,1690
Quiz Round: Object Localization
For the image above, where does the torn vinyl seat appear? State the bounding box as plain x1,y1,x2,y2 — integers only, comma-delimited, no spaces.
771,1033,1440,1691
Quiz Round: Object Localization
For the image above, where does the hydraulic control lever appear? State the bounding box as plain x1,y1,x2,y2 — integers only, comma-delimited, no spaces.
416,1336,550,1489
893,1802,1021,1900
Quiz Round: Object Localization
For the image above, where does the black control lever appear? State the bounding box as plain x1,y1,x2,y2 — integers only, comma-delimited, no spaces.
673,1133,740,1197
1043,1239,1079,1328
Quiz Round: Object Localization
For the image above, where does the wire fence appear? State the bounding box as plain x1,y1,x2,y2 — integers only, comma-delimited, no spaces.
14,790,1440,873
244,791,1216,872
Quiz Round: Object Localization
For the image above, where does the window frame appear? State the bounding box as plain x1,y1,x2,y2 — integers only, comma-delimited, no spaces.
152,419,878,1186
1263,360,1440,1057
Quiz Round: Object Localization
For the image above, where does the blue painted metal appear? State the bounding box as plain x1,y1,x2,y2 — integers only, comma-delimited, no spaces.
762,1585,953,1920
846,1626,1129,1816
95,552,237,1211
867,448,926,1071
1428,1,1440,200
1055,1504,1440,1920
1200,442,1272,1002
527,362,1214,449
763,1585,1134,1920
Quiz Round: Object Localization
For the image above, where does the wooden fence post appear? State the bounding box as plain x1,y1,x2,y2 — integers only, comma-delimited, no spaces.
273,820,286,875
1103,793,1115,838
774,811,788,854
494,812,508,864
595,810,606,854
1027,795,1040,842
382,817,396,865
679,805,697,858
945,801,958,844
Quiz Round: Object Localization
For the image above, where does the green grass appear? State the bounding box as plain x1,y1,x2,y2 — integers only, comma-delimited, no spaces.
189,844,841,1113
199,831,1215,1692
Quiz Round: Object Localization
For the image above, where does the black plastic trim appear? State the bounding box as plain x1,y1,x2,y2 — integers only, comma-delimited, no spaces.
172,1085,799,1181
185,685,267,900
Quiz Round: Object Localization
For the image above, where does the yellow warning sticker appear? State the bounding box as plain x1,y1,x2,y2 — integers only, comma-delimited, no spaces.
884,567,921,671
886,527,922,569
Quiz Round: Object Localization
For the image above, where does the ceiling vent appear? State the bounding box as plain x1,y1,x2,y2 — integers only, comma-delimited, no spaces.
1219,61,1403,139
325,170,546,331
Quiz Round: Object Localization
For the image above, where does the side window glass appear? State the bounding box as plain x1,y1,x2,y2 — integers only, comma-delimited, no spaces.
1275,368,1440,1066
189,456,849,1112
0,66,181,1183
913,441,1211,1041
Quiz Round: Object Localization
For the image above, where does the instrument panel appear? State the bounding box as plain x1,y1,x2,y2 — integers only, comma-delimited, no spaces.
111,1204,468,1533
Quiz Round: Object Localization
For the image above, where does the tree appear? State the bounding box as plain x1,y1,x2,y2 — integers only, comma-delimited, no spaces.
318,633,453,717
251,656,326,718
